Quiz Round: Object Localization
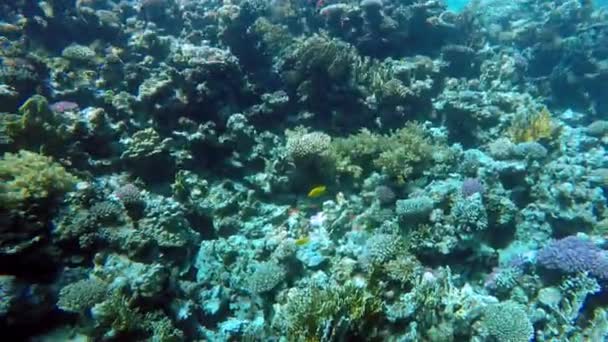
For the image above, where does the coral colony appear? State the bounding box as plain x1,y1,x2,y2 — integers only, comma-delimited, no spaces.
1,0,608,340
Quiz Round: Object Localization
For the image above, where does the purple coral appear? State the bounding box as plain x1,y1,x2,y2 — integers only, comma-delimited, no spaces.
50,101,79,113
114,183,141,205
114,183,145,219
536,236,608,281
461,178,484,197
375,185,396,205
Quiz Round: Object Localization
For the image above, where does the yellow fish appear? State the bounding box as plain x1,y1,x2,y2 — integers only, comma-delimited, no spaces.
295,236,310,246
307,185,327,198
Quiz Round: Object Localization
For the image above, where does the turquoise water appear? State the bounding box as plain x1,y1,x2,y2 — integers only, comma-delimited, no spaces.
446,0,470,11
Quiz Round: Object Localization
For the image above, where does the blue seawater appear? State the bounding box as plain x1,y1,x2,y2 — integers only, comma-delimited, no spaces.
446,0,470,11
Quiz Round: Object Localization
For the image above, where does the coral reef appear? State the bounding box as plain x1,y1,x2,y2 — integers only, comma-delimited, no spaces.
0,0,607,340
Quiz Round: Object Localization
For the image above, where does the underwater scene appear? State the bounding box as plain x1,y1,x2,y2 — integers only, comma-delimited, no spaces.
1,0,608,341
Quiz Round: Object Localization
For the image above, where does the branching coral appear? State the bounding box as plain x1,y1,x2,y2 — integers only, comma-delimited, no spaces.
0,150,78,209
363,233,404,265
536,236,608,281
1,95,70,152
330,122,436,182
93,291,143,336
279,283,381,342
330,128,382,179
509,107,559,143
281,34,357,85
373,123,434,182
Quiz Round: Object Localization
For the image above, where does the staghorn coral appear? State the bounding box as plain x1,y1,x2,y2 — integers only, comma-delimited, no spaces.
0,150,78,210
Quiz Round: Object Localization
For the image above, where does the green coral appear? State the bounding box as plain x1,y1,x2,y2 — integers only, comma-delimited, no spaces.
280,283,381,341
282,34,357,85
330,128,382,179
92,289,183,340
372,123,434,182
0,150,78,209
250,17,294,56
1,95,70,152
482,301,533,342
383,254,423,285
121,127,172,160
330,123,435,182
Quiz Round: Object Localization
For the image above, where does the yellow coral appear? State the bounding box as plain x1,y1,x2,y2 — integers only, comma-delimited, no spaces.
0,150,78,209
509,107,558,143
